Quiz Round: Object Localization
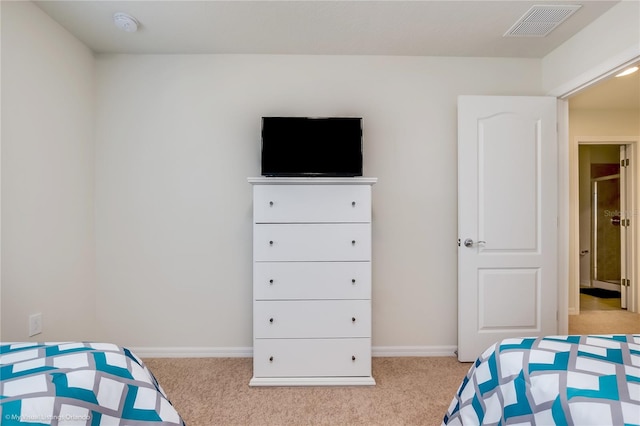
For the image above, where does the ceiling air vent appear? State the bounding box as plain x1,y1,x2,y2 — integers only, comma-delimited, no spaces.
504,4,582,37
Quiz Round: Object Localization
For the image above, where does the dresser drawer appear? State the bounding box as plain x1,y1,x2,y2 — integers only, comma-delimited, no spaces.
254,300,371,338
253,224,370,261
254,261,371,300
253,338,371,378
253,184,371,223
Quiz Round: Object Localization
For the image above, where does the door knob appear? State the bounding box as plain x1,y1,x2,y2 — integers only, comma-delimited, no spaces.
463,238,486,247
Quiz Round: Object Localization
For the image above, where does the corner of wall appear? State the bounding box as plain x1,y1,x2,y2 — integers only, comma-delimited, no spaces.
1,0,97,341
542,1,640,97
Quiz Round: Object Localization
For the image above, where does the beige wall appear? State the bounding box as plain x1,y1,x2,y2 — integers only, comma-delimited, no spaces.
2,0,637,351
571,109,640,137
1,1,96,341
94,54,543,349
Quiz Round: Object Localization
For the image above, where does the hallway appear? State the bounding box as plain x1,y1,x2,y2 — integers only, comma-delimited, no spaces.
569,293,640,334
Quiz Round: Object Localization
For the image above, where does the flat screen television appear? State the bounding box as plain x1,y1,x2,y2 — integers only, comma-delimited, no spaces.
261,117,363,177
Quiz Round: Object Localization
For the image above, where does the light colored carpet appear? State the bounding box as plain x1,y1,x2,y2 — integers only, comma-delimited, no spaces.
568,309,640,335
144,309,639,426
571,292,640,334
143,357,472,426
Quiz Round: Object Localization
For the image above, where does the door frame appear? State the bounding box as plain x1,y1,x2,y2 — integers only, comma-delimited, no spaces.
553,54,640,333
571,138,637,314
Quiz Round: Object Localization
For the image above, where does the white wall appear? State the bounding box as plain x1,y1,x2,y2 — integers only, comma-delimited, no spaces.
542,0,640,95
94,54,543,350
1,1,96,340
13,0,633,351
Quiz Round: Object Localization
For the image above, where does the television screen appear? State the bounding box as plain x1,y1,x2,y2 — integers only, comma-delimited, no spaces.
261,117,363,177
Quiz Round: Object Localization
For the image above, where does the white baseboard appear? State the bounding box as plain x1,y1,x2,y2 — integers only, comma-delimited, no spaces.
373,345,457,357
131,346,253,358
131,345,457,359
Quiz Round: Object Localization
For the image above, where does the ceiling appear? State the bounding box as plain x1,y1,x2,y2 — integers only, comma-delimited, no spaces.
33,0,638,109
35,0,619,57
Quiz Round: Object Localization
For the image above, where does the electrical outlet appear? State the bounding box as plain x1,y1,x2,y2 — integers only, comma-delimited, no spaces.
28,313,42,337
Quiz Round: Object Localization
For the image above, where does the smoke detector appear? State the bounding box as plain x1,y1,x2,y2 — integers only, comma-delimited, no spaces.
113,12,139,33
504,5,582,37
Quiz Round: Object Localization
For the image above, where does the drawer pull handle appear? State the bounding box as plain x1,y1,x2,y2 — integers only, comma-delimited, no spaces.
352,201,356,207
352,240,356,245
269,201,274,207
352,356,356,361
269,356,274,362
352,317,356,323
269,240,274,245
352,279,356,284
269,318,274,323
269,279,274,284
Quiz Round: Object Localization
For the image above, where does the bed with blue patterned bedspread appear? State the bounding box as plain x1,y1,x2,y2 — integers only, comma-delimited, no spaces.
443,334,640,426
0,342,185,425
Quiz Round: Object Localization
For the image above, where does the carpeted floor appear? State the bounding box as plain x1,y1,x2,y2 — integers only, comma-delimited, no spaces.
572,293,640,333
568,309,640,335
144,308,640,426
143,356,472,426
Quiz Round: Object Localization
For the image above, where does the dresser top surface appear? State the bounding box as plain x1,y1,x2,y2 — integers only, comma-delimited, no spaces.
248,177,377,185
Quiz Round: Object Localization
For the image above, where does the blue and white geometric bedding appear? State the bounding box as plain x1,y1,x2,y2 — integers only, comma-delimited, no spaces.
0,342,185,425
443,334,640,426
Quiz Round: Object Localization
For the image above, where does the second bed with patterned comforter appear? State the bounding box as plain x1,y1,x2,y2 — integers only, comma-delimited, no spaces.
0,342,184,425
443,334,640,425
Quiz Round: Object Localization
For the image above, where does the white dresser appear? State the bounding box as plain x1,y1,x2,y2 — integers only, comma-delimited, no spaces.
248,177,377,386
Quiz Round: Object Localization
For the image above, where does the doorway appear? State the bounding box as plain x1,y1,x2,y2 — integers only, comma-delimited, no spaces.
569,136,638,335
578,144,628,312
558,58,640,335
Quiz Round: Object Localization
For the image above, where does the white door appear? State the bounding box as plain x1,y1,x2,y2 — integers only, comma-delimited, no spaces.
457,96,558,362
